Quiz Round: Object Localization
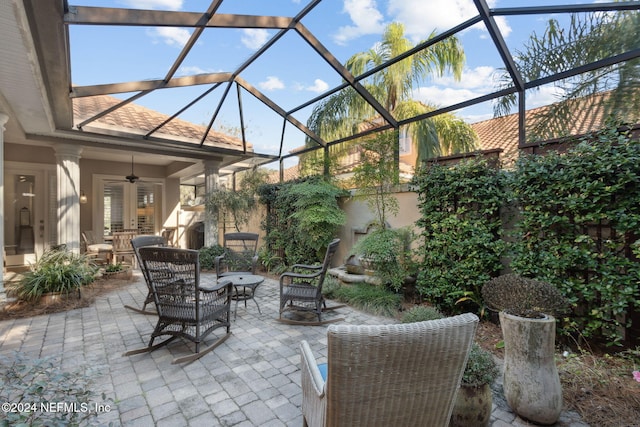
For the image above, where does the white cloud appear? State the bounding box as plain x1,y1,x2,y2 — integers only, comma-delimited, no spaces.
241,29,270,50
386,0,510,42
148,27,191,47
526,85,565,109
177,65,223,76
259,76,285,91
494,16,512,38
414,86,479,108
306,79,329,93
123,0,183,11
430,66,497,90
412,66,499,109
333,0,386,45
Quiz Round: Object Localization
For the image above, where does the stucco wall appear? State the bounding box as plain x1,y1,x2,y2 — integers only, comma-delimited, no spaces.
334,185,420,266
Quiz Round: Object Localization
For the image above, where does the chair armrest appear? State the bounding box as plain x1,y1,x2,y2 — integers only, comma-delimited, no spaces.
280,264,323,283
300,340,326,427
300,340,325,396
291,263,322,271
214,254,226,274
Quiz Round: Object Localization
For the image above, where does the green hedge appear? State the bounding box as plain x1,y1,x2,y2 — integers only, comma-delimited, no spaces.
258,176,347,267
411,157,506,313
509,125,640,345
411,123,640,345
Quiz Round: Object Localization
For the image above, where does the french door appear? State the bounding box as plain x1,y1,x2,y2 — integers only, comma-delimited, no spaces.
99,180,162,237
4,164,54,266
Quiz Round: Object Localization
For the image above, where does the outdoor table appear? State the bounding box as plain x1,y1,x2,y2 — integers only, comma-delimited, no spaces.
219,273,264,319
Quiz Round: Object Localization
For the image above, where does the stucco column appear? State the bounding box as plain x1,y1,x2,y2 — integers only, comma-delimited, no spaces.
0,113,8,297
54,144,82,253
203,159,221,247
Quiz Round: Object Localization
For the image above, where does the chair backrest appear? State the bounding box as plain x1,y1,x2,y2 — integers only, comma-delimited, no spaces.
314,238,340,290
131,235,166,285
137,247,200,315
324,313,478,427
112,231,138,254
82,230,102,246
221,232,259,273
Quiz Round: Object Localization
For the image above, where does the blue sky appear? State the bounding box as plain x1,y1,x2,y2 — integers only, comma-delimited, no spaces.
68,0,582,160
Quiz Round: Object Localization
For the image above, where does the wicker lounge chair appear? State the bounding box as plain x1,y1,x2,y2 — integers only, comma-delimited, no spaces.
124,247,233,364
278,239,343,325
300,313,479,427
124,235,167,315
215,232,259,277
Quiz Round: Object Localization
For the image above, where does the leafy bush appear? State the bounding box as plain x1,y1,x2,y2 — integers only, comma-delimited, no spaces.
482,273,569,318
401,305,444,323
350,227,415,292
411,157,506,313
509,123,640,345
462,343,499,386
0,351,111,426
258,176,347,266
8,247,97,302
198,245,225,270
105,262,125,273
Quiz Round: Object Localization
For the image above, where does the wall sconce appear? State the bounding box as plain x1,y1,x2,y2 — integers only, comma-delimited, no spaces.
79,191,88,204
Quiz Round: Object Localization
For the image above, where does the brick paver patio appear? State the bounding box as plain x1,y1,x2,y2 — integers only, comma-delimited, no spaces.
0,272,587,426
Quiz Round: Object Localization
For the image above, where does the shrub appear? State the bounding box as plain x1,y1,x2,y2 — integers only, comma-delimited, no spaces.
411,157,506,314
198,245,225,270
8,247,97,302
350,227,415,292
0,351,111,426
509,123,640,344
401,305,444,323
258,176,347,266
462,343,499,386
331,283,402,317
482,273,568,318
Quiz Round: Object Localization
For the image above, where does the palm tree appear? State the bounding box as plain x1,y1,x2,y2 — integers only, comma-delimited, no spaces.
303,22,478,172
494,10,640,141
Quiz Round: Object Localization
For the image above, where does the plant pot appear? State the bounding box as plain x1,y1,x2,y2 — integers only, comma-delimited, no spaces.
102,267,132,280
499,311,562,425
40,292,74,305
449,383,492,427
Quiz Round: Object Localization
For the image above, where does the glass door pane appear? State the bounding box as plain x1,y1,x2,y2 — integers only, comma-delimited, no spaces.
4,168,48,267
103,182,125,236
136,183,155,234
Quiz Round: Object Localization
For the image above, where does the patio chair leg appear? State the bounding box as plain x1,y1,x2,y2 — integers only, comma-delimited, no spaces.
123,335,178,357
171,332,231,364
124,304,156,315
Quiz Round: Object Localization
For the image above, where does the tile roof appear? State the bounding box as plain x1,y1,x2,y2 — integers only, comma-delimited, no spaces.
472,91,616,166
72,95,250,151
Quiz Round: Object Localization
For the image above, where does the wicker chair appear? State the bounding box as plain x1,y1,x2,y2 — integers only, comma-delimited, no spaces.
124,235,167,315
124,247,233,364
278,239,343,325
215,232,259,277
300,313,479,427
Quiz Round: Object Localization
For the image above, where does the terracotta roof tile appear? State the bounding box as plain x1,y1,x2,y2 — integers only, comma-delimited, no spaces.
72,94,250,151
472,91,615,166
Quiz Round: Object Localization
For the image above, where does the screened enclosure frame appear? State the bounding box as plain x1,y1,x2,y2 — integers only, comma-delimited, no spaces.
57,0,640,178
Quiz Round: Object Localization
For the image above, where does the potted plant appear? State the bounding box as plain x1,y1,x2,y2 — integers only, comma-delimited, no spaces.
449,343,499,427
481,273,568,425
349,226,415,291
102,262,132,280
8,247,97,303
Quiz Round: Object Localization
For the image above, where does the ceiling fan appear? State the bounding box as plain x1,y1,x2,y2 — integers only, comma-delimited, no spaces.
125,156,139,183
